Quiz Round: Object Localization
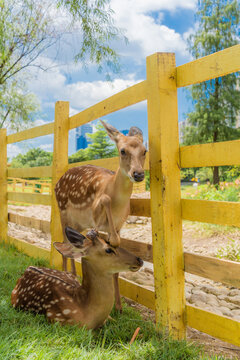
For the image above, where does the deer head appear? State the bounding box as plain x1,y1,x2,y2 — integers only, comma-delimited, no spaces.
100,121,146,183
54,227,143,274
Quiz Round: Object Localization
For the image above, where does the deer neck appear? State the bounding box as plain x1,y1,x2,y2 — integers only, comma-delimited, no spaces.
112,167,133,201
79,258,114,325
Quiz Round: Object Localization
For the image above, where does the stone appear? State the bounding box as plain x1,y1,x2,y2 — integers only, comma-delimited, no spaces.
229,289,240,297
218,306,232,317
229,295,240,306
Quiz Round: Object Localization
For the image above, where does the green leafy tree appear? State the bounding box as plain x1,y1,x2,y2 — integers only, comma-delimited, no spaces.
68,148,89,163
183,0,240,185
11,148,53,168
0,0,123,130
87,121,118,159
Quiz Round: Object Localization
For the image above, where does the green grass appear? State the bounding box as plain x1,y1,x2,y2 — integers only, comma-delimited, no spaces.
0,243,232,360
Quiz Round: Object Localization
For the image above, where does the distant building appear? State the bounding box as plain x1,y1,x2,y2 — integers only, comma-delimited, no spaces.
76,124,93,151
179,120,188,144
121,129,129,136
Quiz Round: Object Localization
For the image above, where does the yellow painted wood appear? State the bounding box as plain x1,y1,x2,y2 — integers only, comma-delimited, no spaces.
8,191,51,205
8,212,50,234
7,122,54,144
118,277,155,310
69,152,150,171
180,140,240,168
50,101,69,268
185,252,240,288
182,199,240,227
8,165,52,178
146,53,185,339
130,198,151,217
69,81,147,130
186,305,240,347
69,157,120,171
177,44,240,87
8,236,50,261
0,129,8,243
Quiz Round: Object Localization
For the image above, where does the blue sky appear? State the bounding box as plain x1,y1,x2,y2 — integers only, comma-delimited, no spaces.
8,0,197,158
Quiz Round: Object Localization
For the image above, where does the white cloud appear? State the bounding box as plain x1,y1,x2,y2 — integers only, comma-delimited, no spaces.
111,0,197,58
7,144,23,159
39,144,53,152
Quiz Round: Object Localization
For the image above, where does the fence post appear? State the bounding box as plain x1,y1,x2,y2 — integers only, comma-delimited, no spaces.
0,129,8,243
50,101,69,268
146,53,185,339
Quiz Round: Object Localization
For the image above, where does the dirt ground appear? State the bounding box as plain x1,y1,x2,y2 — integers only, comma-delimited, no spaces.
7,200,240,359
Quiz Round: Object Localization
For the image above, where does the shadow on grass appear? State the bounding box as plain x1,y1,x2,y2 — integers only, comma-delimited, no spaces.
0,242,230,360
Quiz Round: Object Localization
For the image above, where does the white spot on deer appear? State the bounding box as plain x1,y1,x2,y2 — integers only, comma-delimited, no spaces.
81,202,86,208
72,309,77,314
12,289,17,294
47,312,53,317
63,309,71,315
60,297,65,301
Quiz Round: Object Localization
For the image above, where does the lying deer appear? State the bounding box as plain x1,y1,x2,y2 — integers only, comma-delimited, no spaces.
55,121,146,311
11,227,143,329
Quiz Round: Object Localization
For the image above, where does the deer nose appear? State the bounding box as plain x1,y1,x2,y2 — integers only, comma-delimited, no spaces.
133,171,145,182
137,257,144,267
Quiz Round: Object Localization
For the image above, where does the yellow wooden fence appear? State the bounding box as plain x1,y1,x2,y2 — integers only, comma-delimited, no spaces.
1,44,240,345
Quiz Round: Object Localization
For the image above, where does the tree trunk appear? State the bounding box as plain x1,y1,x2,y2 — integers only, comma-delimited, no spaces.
213,166,219,186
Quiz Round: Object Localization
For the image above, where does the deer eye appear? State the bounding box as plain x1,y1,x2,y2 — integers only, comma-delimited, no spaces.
105,248,115,254
143,150,147,156
120,149,126,156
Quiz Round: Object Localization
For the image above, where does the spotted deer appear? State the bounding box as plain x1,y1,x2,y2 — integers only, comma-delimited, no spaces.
11,228,143,329
54,121,146,311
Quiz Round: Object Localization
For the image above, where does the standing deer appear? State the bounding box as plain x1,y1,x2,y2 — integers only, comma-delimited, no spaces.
11,227,143,329
55,121,146,311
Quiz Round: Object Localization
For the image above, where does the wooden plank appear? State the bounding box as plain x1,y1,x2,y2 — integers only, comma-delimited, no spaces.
185,252,240,288
100,232,153,262
177,44,240,87
68,157,119,171
8,212,50,233
0,129,8,243
7,192,51,205
7,123,54,144
8,166,52,178
146,53,185,339
130,198,151,217
182,199,240,227
50,101,70,268
186,305,240,347
119,277,154,310
68,152,150,171
180,140,240,168
8,236,50,261
69,81,147,130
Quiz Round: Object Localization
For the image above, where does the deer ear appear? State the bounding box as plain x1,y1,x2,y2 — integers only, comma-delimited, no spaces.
53,242,82,259
128,126,144,143
65,227,87,249
100,120,122,143
53,227,93,259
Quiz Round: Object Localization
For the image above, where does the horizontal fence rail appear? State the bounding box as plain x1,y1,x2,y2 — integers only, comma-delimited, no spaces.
182,199,240,227
177,44,240,87
184,252,240,289
8,166,52,178
8,192,51,205
180,139,240,168
186,305,240,347
7,123,54,144
69,81,147,130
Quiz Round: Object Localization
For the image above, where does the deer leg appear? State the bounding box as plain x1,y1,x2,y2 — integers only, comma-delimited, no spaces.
113,273,122,313
98,194,120,247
